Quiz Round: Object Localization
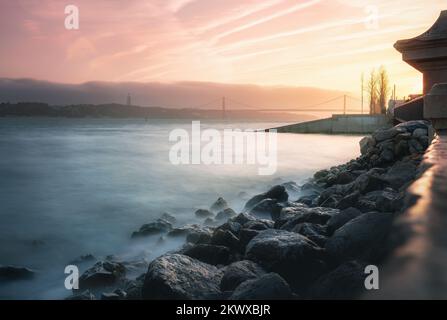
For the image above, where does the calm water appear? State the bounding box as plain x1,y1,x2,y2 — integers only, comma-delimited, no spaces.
0,118,362,299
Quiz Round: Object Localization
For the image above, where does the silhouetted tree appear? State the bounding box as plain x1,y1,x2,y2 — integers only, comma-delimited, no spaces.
377,66,390,114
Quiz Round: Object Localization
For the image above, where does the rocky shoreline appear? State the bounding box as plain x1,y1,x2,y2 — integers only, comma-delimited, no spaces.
2,120,434,300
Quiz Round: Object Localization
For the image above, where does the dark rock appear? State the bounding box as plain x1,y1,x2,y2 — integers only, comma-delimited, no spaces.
326,207,363,234
79,261,126,289
229,273,295,300
220,260,265,291
373,127,402,142
215,221,242,235
195,209,214,218
239,228,261,249
131,219,172,238
186,228,213,244
291,223,328,247
409,139,424,154
204,218,215,226
281,181,301,194
382,161,416,189
101,292,121,300
394,140,410,158
142,254,222,299
307,261,368,299
248,198,282,220
66,290,95,300
210,229,240,251
168,224,210,238
245,229,326,289
361,188,403,212
396,120,430,132
277,207,338,231
243,220,273,231
360,136,375,155
325,212,393,262
230,212,256,225
0,265,34,281
160,212,176,224
336,191,360,210
244,185,288,211
413,128,428,138
216,208,237,221
210,197,229,212
184,244,231,265
352,171,389,194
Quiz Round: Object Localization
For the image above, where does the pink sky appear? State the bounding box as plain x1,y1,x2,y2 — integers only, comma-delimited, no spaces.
0,0,446,98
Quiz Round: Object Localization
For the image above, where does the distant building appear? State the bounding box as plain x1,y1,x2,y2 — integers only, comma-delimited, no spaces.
126,93,132,106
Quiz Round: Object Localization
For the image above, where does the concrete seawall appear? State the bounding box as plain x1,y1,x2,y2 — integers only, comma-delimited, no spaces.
272,114,392,134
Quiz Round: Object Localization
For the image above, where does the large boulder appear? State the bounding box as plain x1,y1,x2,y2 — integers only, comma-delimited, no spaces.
195,209,214,218
244,185,288,211
210,197,230,213
229,273,294,300
360,188,403,212
248,198,282,220
79,261,126,289
210,229,240,251
142,254,222,299
382,161,417,189
291,223,328,247
325,212,393,262
372,127,403,142
307,261,368,299
276,207,338,231
220,260,266,292
215,208,237,221
326,207,363,234
245,229,326,289
184,244,231,266
131,219,172,238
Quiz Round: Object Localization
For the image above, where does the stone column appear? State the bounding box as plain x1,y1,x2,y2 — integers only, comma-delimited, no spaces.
424,83,447,129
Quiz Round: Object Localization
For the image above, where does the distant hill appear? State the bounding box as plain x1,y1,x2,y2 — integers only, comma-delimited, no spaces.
0,78,347,112
0,102,317,122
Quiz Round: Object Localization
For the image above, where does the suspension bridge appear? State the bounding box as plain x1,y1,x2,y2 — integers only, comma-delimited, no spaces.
185,95,365,117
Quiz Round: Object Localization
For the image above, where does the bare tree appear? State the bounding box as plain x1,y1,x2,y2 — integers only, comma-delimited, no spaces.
377,66,390,114
367,69,378,115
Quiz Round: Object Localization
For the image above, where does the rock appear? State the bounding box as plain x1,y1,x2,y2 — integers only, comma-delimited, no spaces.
195,209,214,218
334,171,356,185
184,244,231,265
245,229,326,289
220,260,266,291
131,219,172,238
409,139,424,154
216,208,237,221
101,292,121,300
142,254,222,299
325,212,393,262
277,207,338,231
396,120,430,132
326,207,363,234
186,228,213,244
210,229,240,251
160,212,176,224
79,261,126,289
239,228,261,249
66,290,95,300
307,261,368,299
168,224,210,237
243,220,273,231
69,254,96,265
394,140,409,158
352,171,389,194
215,221,242,235
373,127,402,142
360,188,403,212
382,161,416,189
244,185,288,211
360,136,375,155
413,128,428,138
0,265,34,281
210,197,229,212
204,218,215,226
229,273,294,300
230,212,256,225
281,181,301,194
291,223,328,247
248,198,282,220
336,191,360,210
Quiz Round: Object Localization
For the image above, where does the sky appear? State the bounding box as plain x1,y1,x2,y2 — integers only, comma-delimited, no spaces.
0,0,446,100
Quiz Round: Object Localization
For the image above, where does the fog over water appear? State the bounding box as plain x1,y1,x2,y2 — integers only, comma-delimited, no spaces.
0,118,362,299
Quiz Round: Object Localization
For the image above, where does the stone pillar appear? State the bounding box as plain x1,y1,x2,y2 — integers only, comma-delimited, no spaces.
424,83,447,129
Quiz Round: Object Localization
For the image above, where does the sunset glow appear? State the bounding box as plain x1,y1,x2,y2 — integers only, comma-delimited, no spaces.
1,0,445,97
